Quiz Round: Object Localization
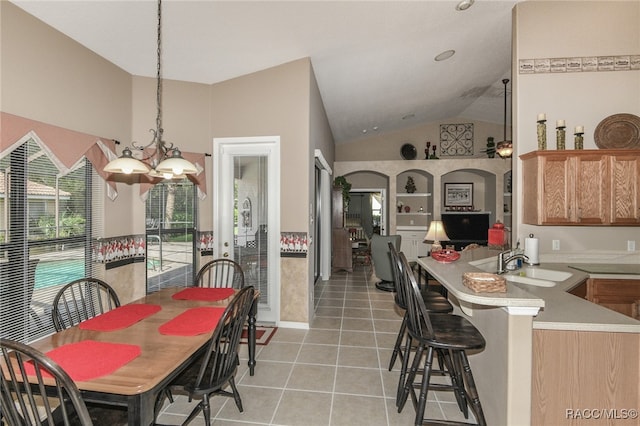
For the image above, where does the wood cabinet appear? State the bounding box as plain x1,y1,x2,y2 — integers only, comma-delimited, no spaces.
532,329,640,426
610,153,640,224
586,278,640,319
332,187,352,272
521,149,640,226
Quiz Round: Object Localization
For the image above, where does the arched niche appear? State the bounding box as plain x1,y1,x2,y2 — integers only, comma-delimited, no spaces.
442,168,498,225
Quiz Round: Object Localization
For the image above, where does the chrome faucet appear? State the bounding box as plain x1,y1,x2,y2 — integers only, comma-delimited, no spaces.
497,249,529,274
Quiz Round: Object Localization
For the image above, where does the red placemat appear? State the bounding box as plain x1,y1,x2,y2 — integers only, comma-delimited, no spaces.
79,304,161,331
26,340,141,382
158,307,225,336
172,287,235,302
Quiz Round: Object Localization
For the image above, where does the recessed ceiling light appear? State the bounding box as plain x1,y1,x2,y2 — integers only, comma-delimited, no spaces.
456,0,475,11
402,113,415,120
434,50,456,61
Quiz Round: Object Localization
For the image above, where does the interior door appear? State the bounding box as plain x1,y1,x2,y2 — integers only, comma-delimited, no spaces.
213,137,280,324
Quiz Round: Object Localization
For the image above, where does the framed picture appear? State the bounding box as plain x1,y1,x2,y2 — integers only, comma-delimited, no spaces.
445,183,473,207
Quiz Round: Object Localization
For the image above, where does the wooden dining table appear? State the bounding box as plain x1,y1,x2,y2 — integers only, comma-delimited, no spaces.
27,287,258,426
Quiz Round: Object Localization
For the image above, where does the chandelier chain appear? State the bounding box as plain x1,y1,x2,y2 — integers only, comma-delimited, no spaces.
155,0,164,150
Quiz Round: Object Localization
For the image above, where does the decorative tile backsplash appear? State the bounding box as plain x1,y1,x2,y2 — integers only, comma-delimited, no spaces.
519,55,640,74
93,235,145,266
280,232,308,257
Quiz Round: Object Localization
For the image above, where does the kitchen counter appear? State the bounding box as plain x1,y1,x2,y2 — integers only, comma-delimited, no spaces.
416,247,640,425
417,247,640,333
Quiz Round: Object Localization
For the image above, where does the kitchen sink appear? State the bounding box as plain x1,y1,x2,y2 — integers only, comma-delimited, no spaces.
504,274,556,287
468,257,572,287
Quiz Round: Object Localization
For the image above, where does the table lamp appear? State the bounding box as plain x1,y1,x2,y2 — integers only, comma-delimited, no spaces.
424,220,450,252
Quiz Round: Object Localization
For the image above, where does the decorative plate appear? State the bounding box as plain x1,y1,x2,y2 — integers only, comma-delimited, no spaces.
431,249,461,263
400,143,417,160
594,113,640,149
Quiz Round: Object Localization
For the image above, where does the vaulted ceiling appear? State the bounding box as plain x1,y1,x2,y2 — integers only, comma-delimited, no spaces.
11,0,518,144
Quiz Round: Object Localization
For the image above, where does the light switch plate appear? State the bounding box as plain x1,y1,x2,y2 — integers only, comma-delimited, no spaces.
628,240,636,251
552,240,560,250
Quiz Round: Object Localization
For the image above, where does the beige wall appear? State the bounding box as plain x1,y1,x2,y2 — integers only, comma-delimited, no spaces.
2,3,331,321
513,1,640,253
209,58,324,324
336,118,507,161
0,2,136,240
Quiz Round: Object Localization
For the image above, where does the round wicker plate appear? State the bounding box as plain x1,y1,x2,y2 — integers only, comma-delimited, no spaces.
594,113,640,149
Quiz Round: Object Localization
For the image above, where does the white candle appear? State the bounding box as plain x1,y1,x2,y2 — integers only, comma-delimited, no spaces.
537,113,546,121
575,126,584,133
556,119,565,128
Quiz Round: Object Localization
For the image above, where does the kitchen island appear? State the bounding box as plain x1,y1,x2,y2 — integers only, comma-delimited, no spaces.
417,247,640,426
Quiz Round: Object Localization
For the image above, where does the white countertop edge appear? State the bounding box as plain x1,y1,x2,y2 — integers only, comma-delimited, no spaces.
587,274,640,280
502,306,542,316
533,321,640,333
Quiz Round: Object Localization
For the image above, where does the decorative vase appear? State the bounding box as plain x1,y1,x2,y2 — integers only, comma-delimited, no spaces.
537,120,547,150
556,128,566,150
404,206,411,213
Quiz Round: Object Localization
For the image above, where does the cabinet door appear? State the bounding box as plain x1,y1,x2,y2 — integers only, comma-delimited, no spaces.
588,278,640,319
575,155,608,224
541,155,573,224
399,235,418,262
609,155,640,224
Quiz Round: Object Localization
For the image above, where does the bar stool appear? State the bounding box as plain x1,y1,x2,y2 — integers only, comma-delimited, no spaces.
396,251,487,425
388,243,453,373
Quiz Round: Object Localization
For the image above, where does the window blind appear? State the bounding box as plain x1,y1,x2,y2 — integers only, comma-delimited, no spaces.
0,138,103,342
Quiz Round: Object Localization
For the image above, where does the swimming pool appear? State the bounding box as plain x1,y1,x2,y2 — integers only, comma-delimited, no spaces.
34,259,85,289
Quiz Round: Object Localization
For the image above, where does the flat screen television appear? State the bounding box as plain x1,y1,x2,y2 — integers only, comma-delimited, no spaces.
441,213,490,250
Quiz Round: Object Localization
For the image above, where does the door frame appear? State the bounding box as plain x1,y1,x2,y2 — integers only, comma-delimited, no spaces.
212,136,281,324
350,188,387,236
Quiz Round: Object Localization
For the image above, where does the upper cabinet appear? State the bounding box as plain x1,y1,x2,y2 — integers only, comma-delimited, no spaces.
521,150,640,226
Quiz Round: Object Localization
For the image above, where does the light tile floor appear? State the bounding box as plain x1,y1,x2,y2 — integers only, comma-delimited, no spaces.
156,264,475,425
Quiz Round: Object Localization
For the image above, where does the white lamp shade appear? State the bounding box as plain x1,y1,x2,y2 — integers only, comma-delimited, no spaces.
103,148,150,174
155,149,198,175
424,220,450,243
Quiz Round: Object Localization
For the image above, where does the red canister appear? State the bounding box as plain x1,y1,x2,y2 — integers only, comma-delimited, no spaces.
488,221,506,247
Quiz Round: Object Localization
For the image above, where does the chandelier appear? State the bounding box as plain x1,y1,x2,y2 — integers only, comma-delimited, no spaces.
104,0,197,178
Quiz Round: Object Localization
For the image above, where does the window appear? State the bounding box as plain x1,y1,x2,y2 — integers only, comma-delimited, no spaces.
145,181,196,292
0,138,102,342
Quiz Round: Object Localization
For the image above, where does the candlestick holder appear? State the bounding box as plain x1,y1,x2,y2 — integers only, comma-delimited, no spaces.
537,120,547,150
425,141,431,160
574,132,584,150
429,144,439,159
556,126,566,150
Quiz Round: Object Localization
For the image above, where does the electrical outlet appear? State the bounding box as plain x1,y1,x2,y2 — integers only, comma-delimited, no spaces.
628,240,636,251
552,240,560,250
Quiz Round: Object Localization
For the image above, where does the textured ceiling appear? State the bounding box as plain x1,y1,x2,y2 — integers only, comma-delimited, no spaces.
11,0,517,144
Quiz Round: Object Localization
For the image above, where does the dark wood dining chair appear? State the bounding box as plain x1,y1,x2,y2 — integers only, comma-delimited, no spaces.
155,286,256,425
51,277,121,332
194,259,245,289
387,243,453,379
396,252,487,425
0,338,94,425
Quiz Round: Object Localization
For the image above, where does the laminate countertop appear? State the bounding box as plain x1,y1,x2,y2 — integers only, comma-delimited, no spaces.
416,247,640,333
